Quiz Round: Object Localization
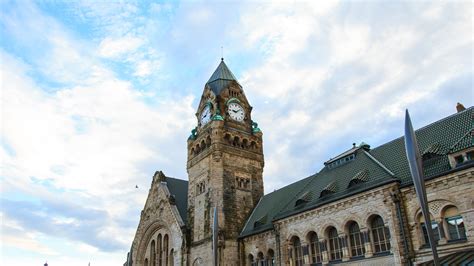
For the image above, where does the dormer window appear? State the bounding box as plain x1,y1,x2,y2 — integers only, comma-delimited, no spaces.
324,143,366,169
326,154,356,169
295,191,313,208
253,215,267,228
448,148,474,168
348,170,369,188
320,182,336,198
448,129,473,168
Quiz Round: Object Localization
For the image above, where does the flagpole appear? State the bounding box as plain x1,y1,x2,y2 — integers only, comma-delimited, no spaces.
404,109,440,265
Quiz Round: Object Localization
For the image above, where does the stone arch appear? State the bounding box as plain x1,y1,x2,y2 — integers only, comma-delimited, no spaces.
247,253,255,266
342,216,364,231
413,199,455,220
195,144,200,154
250,141,256,150
242,138,249,149
440,203,459,216
286,231,303,243
224,133,231,144
232,136,240,147
413,209,435,223
365,212,386,228
192,257,203,266
303,228,321,241
321,221,341,236
206,136,211,148
266,248,275,265
136,221,171,264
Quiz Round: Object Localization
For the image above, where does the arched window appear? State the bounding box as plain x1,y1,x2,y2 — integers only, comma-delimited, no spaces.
144,258,149,266
418,213,440,246
257,252,264,266
443,206,466,241
163,234,169,266
371,216,391,253
348,222,365,257
328,227,342,261
291,236,303,266
151,240,156,266
307,231,322,263
158,234,162,266
248,254,255,266
266,249,275,266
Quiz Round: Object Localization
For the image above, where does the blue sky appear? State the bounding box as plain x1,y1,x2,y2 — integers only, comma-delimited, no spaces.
0,0,472,265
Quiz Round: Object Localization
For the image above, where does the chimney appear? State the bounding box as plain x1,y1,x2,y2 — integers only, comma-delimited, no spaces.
456,102,466,113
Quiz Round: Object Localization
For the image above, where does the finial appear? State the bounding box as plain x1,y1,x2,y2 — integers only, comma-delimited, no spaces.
221,46,224,61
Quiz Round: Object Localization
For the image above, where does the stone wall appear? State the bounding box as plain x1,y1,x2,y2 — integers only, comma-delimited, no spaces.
402,167,474,265
131,174,186,266
242,182,403,266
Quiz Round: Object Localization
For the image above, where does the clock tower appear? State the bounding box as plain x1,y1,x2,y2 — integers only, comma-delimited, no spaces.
187,59,264,265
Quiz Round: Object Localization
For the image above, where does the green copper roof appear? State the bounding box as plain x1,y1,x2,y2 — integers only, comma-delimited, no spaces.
206,59,240,95
370,107,473,185
240,107,473,238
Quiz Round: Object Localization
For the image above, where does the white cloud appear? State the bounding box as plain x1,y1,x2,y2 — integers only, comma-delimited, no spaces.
98,36,144,58
1,1,472,264
235,1,473,192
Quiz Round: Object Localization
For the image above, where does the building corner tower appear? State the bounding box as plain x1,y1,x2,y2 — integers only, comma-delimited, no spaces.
186,59,264,265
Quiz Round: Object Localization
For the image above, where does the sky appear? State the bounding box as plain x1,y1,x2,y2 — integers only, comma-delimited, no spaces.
0,0,472,265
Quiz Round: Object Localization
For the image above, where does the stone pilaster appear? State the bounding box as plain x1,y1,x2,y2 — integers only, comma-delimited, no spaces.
362,229,373,258
340,233,350,261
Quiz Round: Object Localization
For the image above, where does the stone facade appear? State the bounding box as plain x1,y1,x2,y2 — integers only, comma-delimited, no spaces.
130,171,187,266
242,167,474,266
186,78,264,265
125,61,473,266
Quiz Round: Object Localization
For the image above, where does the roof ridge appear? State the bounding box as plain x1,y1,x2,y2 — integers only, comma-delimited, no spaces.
363,150,396,177
449,129,472,152
165,176,188,183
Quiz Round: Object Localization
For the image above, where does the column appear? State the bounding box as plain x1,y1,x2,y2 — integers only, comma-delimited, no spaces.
362,229,373,258
340,233,350,261
302,242,310,265
437,218,447,245
287,244,293,266
320,240,329,265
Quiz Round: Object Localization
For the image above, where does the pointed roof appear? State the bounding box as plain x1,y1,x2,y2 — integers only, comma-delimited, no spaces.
206,59,240,95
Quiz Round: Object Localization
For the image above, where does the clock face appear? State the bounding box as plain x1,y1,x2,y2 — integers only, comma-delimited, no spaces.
228,102,245,122
200,105,211,126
